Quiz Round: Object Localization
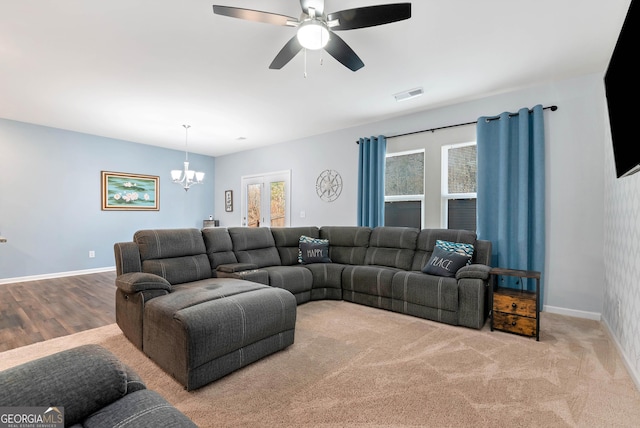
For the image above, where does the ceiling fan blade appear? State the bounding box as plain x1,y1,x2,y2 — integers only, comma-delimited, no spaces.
213,5,298,26
300,0,325,16
324,33,364,72
327,3,411,31
269,36,303,69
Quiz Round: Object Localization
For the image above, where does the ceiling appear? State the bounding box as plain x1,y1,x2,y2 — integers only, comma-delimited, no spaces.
0,0,632,157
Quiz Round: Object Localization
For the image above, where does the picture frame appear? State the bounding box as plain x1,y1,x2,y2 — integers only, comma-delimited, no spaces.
101,171,159,211
225,190,233,212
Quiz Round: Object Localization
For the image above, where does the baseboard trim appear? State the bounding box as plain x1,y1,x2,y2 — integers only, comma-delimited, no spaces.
0,267,116,285
602,317,640,392
543,304,601,321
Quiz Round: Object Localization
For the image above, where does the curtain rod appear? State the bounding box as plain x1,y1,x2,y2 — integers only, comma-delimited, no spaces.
356,105,558,143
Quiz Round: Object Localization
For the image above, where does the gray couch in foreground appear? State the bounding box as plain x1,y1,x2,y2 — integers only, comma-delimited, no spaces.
113,226,491,390
0,344,196,428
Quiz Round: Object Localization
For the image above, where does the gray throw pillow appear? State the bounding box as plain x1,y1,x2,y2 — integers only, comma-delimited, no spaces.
299,240,331,264
422,246,471,277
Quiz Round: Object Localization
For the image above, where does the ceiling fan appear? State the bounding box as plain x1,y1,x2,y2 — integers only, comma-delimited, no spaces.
212,1,411,72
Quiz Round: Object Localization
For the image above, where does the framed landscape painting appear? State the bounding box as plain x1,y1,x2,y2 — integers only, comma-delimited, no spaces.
101,171,159,211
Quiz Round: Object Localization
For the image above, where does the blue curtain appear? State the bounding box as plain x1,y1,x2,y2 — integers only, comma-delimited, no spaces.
477,105,545,304
357,135,387,227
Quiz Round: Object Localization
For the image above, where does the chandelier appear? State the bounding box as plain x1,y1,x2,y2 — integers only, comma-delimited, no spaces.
171,124,204,191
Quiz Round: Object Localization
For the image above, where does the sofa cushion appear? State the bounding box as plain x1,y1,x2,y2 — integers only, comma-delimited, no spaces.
271,226,320,265
304,263,345,293
264,265,314,303
342,265,398,299
228,227,281,268
392,271,459,312
134,228,212,285
142,254,212,285
135,228,207,261
202,227,238,271
365,226,418,271
320,226,371,265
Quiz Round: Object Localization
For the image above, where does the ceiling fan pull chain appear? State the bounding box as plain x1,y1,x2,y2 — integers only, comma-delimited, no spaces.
304,48,308,78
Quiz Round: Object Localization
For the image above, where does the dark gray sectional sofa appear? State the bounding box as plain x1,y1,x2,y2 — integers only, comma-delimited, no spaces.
113,225,491,390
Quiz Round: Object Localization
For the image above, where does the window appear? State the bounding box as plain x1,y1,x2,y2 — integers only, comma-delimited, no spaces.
241,170,290,227
384,150,424,229
441,142,477,230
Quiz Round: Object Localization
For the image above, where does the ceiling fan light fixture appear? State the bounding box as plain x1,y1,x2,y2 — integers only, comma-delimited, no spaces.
296,20,330,50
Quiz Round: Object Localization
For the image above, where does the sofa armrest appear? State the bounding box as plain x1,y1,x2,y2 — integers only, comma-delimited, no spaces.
0,344,145,427
456,264,492,281
114,242,142,275
216,263,259,273
116,272,171,294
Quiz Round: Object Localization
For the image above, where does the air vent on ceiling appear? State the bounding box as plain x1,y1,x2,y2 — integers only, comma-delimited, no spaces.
394,87,424,102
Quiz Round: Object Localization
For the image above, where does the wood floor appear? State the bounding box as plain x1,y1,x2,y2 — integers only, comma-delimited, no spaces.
0,271,116,352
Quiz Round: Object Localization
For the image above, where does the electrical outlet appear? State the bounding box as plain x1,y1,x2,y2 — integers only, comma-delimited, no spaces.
89,250,95,258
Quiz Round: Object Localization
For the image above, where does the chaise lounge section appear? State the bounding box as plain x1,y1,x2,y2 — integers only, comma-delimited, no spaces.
114,228,297,391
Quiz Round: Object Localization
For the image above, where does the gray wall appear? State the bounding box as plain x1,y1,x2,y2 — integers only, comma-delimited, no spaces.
0,119,215,280
214,73,607,319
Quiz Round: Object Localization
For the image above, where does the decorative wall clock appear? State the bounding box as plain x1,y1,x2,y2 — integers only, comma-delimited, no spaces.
316,169,343,202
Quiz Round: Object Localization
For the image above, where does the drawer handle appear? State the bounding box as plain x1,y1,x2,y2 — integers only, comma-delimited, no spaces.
511,303,517,309
511,321,517,326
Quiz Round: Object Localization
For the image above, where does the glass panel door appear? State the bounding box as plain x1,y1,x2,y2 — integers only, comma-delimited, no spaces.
247,183,262,227
241,171,290,227
270,180,286,226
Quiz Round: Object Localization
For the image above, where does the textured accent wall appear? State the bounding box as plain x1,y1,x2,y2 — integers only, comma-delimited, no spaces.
603,119,640,383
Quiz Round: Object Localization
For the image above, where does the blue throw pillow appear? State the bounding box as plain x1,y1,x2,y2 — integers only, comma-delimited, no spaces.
422,246,470,277
298,236,332,264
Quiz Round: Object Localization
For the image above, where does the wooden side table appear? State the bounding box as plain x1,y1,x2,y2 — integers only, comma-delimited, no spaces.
489,267,540,341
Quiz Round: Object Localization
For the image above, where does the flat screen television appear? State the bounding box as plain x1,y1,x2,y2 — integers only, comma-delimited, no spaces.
604,0,639,178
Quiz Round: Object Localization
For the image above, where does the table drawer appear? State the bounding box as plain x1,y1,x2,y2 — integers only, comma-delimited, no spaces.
493,291,536,318
492,312,537,337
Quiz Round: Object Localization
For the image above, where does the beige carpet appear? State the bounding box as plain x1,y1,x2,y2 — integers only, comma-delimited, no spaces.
2,301,639,427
